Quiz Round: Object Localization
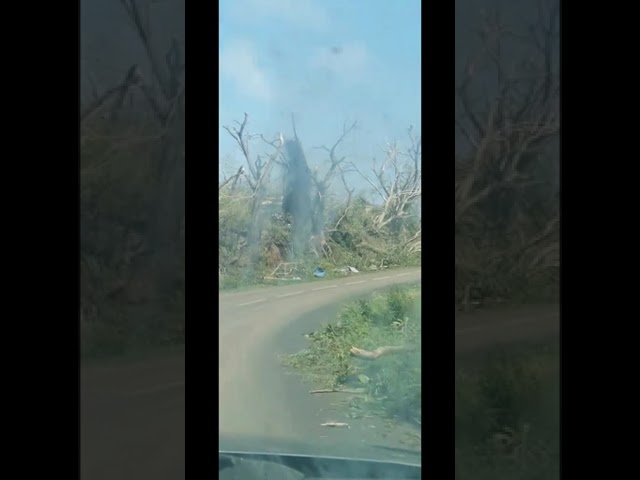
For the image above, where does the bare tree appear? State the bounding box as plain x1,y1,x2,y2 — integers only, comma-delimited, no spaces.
455,0,559,302
218,166,245,192
329,126,422,266
309,120,358,258
80,1,185,351
222,113,284,267
327,168,356,235
82,1,185,253
352,127,422,237
222,113,284,215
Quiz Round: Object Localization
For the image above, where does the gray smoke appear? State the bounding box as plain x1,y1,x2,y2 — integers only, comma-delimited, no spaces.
281,135,313,260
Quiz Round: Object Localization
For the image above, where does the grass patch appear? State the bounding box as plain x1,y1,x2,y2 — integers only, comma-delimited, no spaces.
283,285,422,426
455,342,559,480
218,259,419,292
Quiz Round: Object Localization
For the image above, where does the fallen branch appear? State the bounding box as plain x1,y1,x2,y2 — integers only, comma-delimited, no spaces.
321,421,350,428
218,166,245,191
309,387,366,395
80,65,141,122
350,345,416,360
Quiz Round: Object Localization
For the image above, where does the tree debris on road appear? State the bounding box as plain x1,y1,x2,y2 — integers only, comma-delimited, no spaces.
349,345,416,360
321,421,350,428
309,387,366,394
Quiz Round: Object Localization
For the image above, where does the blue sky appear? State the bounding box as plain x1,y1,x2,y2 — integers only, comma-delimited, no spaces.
219,0,421,182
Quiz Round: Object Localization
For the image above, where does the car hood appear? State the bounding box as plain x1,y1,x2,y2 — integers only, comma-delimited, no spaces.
219,432,421,466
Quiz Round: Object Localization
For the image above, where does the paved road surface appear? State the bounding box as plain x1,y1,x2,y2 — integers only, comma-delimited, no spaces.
456,303,559,356
218,268,423,442
81,353,185,480
81,267,559,478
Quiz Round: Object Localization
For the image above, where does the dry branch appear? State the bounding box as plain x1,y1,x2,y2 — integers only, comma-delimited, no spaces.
350,345,416,360
81,65,141,122
309,388,366,394
313,120,357,187
308,121,358,258
455,0,559,303
222,113,283,211
352,128,421,233
218,166,245,191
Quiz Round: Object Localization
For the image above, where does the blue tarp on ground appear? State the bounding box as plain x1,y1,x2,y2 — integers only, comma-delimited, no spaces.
313,267,326,278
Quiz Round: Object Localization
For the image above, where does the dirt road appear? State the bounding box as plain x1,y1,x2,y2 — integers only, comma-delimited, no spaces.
81,267,559,478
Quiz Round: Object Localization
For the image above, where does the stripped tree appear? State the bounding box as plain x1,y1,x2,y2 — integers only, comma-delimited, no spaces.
222,113,284,269
455,0,559,304
80,0,185,349
310,120,358,258
351,127,422,259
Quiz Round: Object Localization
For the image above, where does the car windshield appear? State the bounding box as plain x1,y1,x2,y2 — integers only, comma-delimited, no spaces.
454,1,560,479
218,0,422,465
81,0,559,478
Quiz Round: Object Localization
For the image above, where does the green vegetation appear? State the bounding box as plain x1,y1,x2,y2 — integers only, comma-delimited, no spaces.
456,343,560,480
219,188,421,290
283,285,422,427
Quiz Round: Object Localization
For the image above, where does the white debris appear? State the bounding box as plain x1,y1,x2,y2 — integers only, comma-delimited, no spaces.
321,421,350,428
335,266,360,275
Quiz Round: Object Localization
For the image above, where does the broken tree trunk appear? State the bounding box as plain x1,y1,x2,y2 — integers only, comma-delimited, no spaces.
349,345,417,360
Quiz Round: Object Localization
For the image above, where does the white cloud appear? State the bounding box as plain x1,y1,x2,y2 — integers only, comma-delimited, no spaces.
310,42,373,85
228,0,330,32
219,39,273,102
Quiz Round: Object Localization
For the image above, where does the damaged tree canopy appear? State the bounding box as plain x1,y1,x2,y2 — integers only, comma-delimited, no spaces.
219,112,421,283
455,0,559,304
81,0,185,355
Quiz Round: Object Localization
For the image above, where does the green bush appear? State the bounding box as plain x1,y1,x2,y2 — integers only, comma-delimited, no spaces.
283,285,422,425
455,344,560,480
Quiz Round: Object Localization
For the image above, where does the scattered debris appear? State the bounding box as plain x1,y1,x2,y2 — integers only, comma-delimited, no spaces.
335,266,359,275
264,262,305,281
367,261,389,271
310,387,366,395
